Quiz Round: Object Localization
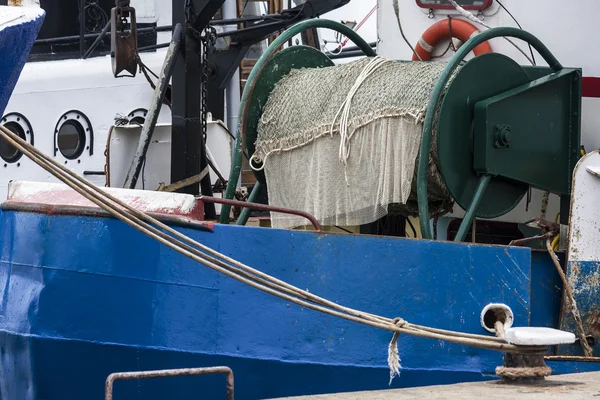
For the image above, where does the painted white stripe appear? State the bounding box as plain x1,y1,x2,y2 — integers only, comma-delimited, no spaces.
469,31,480,39
418,37,434,53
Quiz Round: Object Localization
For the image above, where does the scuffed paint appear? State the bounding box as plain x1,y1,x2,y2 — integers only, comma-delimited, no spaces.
563,151,600,356
6,180,204,220
0,209,547,399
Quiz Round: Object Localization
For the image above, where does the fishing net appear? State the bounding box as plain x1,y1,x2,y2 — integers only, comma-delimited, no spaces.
253,57,457,229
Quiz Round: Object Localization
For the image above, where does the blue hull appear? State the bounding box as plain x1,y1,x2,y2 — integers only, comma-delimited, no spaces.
0,208,598,399
0,7,45,115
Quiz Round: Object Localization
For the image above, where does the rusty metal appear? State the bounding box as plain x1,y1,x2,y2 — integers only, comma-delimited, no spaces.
111,1,138,77
509,232,554,247
157,166,209,193
123,23,183,189
0,201,215,232
509,218,560,246
199,196,322,231
105,366,234,400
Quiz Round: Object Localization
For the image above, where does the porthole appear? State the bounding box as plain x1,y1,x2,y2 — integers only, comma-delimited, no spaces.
54,110,93,160
127,108,148,125
0,113,33,164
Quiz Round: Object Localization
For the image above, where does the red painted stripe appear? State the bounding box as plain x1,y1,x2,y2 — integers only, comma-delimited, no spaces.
583,77,600,98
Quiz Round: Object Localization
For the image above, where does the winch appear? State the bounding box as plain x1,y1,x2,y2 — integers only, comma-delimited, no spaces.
224,20,581,241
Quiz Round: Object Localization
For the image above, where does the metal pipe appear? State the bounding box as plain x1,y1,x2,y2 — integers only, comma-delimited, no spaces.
329,49,373,59
83,20,111,59
220,19,376,224
209,14,280,25
223,0,241,178
200,194,322,231
138,42,170,52
122,24,183,189
105,366,234,400
79,0,85,58
338,41,377,53
235,181,263,225
35,25,173,46
453,175,491,242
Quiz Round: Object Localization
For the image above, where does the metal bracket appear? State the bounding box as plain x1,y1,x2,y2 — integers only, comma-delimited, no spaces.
473,68,582,195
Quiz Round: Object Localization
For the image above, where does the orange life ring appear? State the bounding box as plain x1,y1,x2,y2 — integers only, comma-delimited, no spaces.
412,19,492,61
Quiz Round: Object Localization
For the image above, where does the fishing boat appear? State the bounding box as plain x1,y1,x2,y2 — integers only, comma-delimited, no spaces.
0,0,599,399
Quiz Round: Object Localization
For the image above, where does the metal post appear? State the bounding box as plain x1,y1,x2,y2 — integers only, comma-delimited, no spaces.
83,20,111,59
454,175,491,242
171,0,216,219
123,24,183,189
223,0,241,136
79,0,86,58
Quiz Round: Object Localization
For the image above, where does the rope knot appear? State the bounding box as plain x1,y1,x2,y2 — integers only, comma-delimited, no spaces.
387,317,407,385
393,317,407,328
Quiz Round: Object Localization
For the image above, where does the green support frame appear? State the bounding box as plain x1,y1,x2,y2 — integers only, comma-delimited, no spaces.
418,27,565,241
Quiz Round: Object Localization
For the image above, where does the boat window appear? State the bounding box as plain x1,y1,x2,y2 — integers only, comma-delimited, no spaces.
0,113,34,164
57,120,86,159
54,110,93,160
0,122,26,163
127,108,148,125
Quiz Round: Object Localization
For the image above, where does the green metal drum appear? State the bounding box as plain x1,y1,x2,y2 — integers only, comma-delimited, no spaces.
242,46,334,185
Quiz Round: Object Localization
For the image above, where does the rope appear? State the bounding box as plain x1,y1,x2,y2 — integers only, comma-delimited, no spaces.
495,366,552,380
447,0,536,66
494,320,505,340
0,125,548,379
329,56,392,185
388,317,407,385
545,238,594,357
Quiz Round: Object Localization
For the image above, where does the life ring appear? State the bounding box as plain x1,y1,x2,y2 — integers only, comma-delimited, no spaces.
412,19,492,61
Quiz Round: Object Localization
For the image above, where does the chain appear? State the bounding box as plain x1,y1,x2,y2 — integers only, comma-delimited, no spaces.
201,25,217,142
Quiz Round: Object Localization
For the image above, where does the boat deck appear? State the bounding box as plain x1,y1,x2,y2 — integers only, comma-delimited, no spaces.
269,372,600,399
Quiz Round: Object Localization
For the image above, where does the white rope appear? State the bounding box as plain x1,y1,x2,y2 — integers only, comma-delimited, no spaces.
387,318,407,385
329,56,392,185
447,0,535,66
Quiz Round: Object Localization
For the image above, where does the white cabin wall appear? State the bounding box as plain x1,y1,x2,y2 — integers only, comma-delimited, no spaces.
149,0,172,45
1,51,170,199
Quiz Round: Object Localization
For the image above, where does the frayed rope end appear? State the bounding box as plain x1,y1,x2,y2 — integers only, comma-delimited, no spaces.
387,317,407,386
387,334,401,385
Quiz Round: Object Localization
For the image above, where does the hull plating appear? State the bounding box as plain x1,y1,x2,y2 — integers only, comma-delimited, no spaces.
0,209,598,399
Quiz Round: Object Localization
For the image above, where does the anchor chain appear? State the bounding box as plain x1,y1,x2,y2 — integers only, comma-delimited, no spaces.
201,25,217,143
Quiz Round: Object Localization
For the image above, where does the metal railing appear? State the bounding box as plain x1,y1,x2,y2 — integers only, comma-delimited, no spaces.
105,366,234,400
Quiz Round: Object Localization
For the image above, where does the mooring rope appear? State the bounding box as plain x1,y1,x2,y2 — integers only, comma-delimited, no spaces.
545,238,594,357
0,125,546,382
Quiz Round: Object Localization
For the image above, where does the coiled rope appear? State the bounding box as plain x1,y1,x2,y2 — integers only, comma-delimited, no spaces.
0,125,546,382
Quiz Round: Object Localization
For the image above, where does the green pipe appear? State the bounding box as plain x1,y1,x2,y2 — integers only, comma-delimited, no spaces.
220,19,376,224
417,27,563,239
235,181,264,225
453,175,491,242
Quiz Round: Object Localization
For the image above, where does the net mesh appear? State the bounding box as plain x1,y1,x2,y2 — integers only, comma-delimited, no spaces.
254,57,456,229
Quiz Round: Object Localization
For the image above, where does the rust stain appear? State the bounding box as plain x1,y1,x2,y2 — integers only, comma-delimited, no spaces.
8,0,23,5
587,272,600,289
588,310,600,337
